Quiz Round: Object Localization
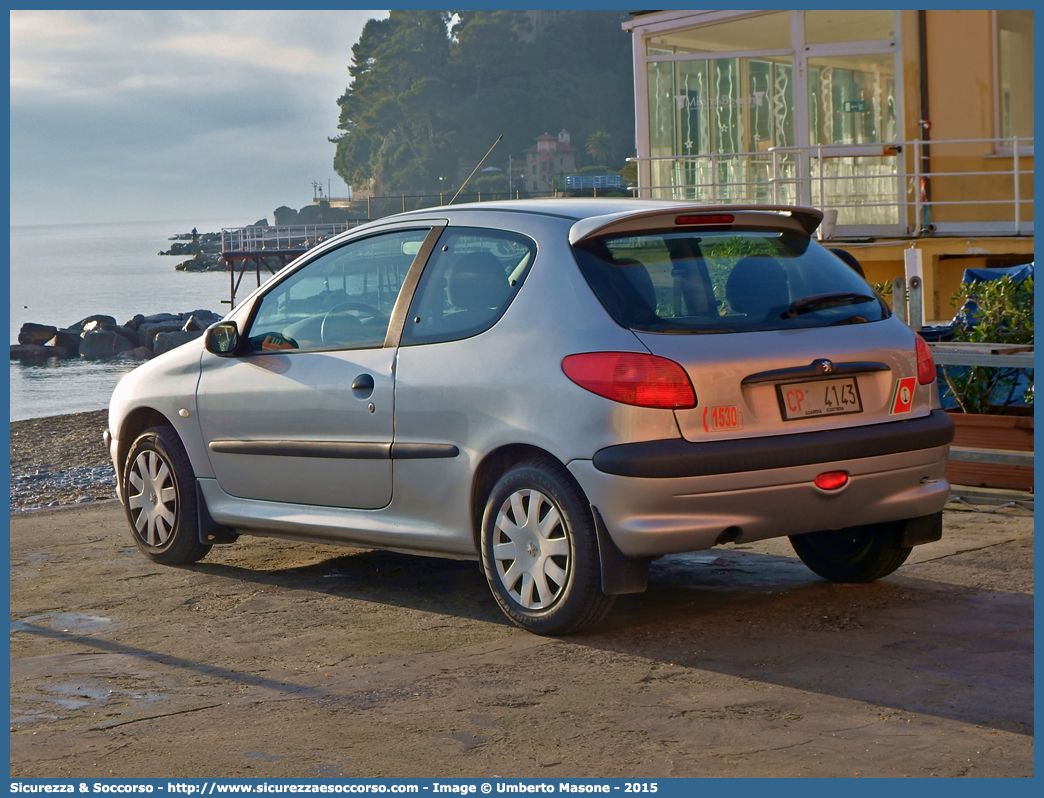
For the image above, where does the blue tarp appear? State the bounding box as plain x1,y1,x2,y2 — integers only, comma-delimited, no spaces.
952,262,1034,328
960,262,1034,284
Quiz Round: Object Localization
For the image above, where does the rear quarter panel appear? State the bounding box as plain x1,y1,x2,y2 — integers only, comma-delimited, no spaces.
390,212,682,538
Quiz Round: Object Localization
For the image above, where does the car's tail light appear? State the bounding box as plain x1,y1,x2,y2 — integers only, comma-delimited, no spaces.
676,214,734,226
814,471,849,490
562,352,697,409
914,333,936,385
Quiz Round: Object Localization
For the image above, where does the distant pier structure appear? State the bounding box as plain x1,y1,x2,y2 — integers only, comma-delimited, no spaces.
221,223,362,307
218,189,555,306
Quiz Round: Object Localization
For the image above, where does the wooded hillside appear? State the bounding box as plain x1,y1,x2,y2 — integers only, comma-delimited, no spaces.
331,10,635,196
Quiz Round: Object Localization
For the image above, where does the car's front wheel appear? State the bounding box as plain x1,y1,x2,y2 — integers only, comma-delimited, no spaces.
789,520,911,582
122,426,211,565
481,459,614,635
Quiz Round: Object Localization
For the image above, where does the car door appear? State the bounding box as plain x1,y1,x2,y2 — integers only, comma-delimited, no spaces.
196,226,440,509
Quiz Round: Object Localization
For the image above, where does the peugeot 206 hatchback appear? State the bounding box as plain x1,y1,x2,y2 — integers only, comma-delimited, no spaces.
107,200,954,634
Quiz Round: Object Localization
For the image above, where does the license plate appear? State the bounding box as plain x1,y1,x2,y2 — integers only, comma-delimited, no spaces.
777,377,862,421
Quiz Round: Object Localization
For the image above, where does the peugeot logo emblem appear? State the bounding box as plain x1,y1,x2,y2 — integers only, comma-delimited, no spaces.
817,359,835,374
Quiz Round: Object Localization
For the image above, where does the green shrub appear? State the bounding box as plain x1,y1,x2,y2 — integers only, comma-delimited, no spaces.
942,275,1033,414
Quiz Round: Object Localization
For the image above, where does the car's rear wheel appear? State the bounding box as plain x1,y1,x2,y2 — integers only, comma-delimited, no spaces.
789,521,911,582
481,459,614,635
123,426,211,565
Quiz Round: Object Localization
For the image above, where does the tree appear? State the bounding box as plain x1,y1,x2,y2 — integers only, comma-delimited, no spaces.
585,131,613,165
332,11,456,194
332,10,636,197
448,10,533,166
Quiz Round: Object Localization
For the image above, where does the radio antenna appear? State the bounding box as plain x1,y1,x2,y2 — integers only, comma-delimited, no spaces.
449,134,503,205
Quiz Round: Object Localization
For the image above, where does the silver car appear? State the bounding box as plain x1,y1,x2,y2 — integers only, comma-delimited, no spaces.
106,200,953,635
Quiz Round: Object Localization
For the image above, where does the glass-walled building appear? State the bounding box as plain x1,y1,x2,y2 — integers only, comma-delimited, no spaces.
625,10,1032,239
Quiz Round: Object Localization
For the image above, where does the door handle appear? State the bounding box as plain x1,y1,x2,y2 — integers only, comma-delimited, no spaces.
351,373,375,399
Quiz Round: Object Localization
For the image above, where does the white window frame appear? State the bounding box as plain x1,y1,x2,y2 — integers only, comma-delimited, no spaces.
630,9,904,230
992,10,1034,157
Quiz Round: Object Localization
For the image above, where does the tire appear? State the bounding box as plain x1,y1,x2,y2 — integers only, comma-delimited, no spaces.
122,426,211,565
789,520,911,583
480,458,614,635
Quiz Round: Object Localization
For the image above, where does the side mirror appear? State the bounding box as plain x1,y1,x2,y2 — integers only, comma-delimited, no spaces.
204,321,240,356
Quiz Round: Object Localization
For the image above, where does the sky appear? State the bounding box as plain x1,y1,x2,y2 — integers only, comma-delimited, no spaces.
9,10,388,227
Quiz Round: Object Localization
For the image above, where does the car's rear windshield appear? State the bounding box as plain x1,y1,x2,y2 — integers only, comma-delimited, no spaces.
572,229,890,334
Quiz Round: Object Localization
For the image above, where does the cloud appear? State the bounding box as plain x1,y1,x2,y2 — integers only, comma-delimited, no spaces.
11,10,373,97
10,9,387,225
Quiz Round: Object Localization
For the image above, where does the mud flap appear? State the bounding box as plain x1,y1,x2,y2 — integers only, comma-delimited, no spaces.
591,505,650,595
901,511,943,547
196,481,238,544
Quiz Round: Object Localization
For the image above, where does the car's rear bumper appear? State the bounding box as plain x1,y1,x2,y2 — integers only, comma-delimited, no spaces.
592,409,953,478
569,412,952,557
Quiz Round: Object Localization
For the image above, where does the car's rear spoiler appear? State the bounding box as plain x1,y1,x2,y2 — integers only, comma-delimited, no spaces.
568,204,824,245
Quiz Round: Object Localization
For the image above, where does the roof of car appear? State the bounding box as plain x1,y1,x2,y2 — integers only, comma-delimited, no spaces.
359,199,824,240
395,197,715,221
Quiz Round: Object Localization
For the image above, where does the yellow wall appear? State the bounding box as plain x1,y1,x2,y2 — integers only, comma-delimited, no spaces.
898,10,996,143
925,10,995,142
838,10,1032,324
894,11,1034,222
835,238,1034,322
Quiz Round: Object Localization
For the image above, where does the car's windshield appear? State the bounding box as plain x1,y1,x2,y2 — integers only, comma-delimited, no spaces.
572,229,889,333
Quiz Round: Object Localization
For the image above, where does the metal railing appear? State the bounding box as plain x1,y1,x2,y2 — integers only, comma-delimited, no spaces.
314,184,636,217
628,136,1033,236
928,342,1035,370
329,189,570,220
221,223,352,254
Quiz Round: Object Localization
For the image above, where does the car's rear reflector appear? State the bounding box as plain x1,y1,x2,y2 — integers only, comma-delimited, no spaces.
562,352,697,409
914,333,936,385
675,214,734,226
814,471,849,490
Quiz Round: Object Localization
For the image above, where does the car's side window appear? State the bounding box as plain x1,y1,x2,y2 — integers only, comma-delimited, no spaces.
400,228,536,346
246,229,430,352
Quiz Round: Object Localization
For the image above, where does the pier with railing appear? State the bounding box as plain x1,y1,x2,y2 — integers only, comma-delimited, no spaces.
220,223,359,306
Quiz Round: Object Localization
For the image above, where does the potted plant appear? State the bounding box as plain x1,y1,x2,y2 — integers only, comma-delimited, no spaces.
939,273,1034,490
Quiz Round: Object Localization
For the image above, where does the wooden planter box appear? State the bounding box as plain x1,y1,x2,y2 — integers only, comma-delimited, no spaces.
945,411,1034,491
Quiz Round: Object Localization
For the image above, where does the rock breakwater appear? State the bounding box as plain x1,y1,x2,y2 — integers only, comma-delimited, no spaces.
11,309,223,362
163,230,227,271
162,222,266,272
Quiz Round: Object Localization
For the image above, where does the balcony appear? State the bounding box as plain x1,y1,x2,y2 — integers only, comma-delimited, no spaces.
630,137,1033,239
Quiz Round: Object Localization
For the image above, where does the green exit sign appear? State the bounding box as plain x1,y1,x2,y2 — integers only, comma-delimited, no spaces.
843,100,867,113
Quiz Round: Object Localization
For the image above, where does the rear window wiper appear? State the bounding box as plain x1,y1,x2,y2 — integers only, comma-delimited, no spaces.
782,292,876,318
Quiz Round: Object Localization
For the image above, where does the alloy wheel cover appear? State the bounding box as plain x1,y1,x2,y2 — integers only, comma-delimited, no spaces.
127,450,178,547
492,488,571,610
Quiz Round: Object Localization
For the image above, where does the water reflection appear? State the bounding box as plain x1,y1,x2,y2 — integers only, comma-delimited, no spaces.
10,358,142,421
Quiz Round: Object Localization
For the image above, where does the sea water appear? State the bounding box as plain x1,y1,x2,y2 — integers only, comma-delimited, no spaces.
9,219,261,421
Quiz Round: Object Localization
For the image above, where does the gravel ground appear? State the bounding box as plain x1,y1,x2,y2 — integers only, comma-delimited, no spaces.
10,497,1034,777
9,409,116,512
10,411,1033,777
